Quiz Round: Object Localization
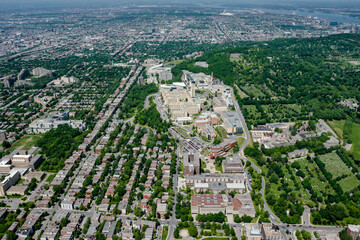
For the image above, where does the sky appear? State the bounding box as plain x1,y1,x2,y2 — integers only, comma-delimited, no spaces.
0,0,359,11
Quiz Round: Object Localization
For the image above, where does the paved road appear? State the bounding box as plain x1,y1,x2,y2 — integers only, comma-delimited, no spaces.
154,93,169,122
166,147,181,240
231,87,250,152
303,207,311,225
144,93,157,109
230,84,285,225
247,160,282,224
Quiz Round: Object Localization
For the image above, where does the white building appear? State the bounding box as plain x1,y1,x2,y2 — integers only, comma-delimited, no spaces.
61,199,74,210
28,119,86,134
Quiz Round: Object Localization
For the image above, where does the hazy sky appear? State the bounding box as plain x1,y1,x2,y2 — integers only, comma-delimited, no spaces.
0,0,359,11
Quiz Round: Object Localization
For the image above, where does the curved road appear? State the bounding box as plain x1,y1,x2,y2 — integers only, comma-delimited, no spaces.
231,86,282,224
230,87,250,152
144,93,157,109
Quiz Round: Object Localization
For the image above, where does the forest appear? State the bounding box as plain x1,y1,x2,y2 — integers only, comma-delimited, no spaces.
118,83,158,119
134,100,171,133
37,125,86,172
171,34,360,126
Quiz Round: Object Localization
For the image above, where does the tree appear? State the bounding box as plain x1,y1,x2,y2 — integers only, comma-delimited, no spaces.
134,207,143,217
174,228,180,238
296,170,305,178
301,230,312,240
2,141,10,149
233,143,239,153
242,215,252,223
339,229,352,240
60,217,69,228
6,231,16,240
188,224,198,237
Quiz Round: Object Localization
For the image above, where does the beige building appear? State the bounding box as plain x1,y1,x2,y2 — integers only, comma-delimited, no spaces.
261,223,284,240
250,126,273,143
7,185,28,195
186,173,246,194
222,156,244,173
160,84,201,120
156,202,168,218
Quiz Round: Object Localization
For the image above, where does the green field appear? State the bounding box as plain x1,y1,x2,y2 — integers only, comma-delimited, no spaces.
162,226,168,240
350,123,360,160
327,120,360,160
327,120,345,140
7,135,42,152
166,59,184,65
234,84,248,98
338,175,360,192
319,152,351,178
202,238,229,240
259,84,277,97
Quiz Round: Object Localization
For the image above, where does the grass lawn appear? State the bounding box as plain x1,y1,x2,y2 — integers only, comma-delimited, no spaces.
7,135,42,152
327,120,345,140
338,174,360,192
162,226,168,240
202,238,229,240
350,123,360,160
215,164,223,173
327,120,360,161
166,59,184,65
46,174,55,183
248,136,254,148
319,152,351,179
216,126,228,139
237,137,246,148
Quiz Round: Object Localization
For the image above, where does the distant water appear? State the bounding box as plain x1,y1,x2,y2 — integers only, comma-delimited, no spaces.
264,9,360,24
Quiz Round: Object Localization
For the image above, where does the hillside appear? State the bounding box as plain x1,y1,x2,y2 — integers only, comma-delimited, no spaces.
172,34,360,127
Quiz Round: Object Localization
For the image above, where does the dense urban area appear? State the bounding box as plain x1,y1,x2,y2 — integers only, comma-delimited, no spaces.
0,4,360,240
